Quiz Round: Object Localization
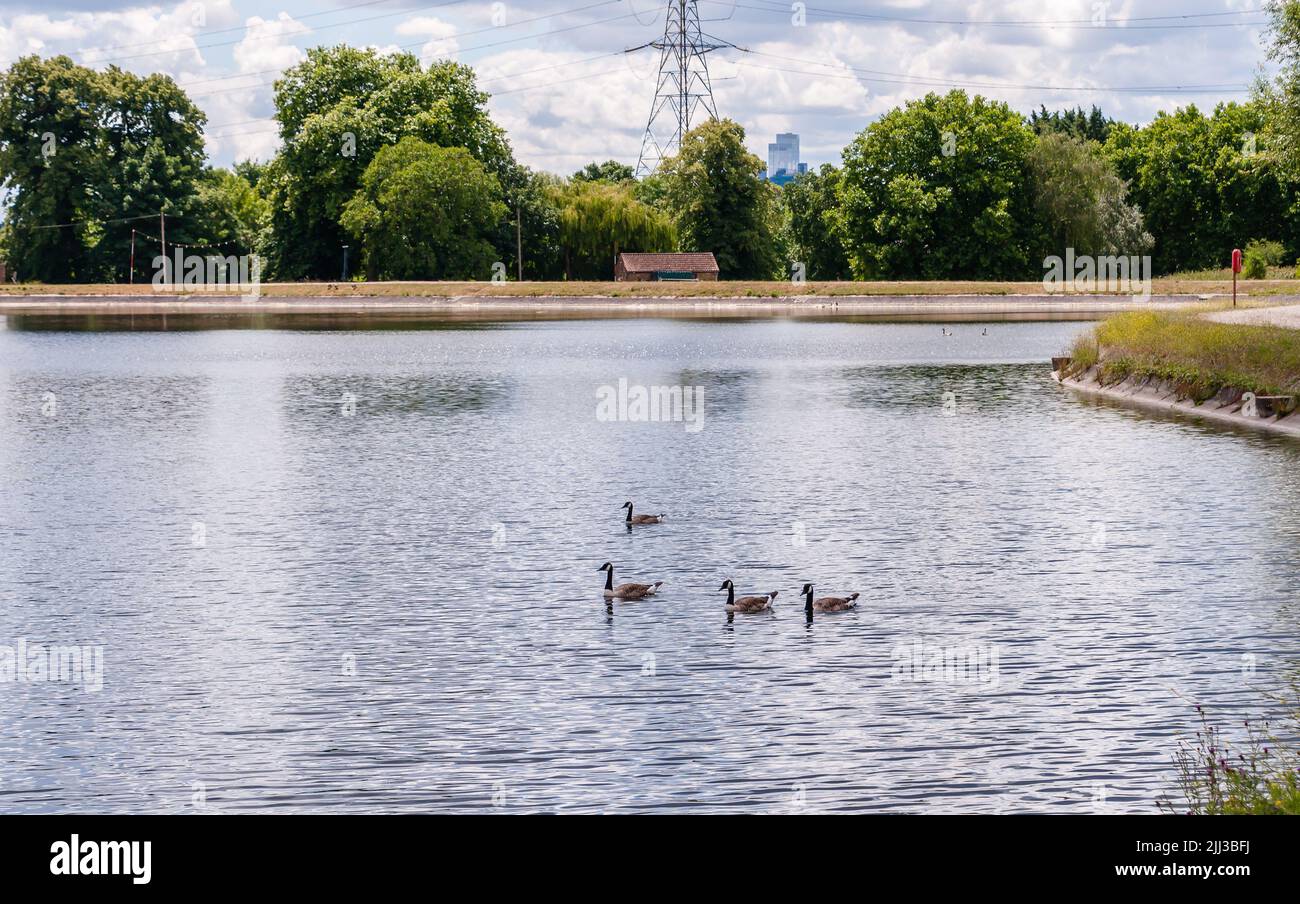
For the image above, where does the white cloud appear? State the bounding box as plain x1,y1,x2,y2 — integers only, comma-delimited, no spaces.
396,16,461,64
195,13,308,163
0,0,1277,173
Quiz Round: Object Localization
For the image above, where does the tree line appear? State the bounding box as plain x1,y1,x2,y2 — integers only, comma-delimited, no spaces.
4,3,1300,283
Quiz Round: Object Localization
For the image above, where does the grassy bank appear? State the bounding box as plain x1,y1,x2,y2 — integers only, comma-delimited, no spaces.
3,277,1300,299
1067,311,1300,398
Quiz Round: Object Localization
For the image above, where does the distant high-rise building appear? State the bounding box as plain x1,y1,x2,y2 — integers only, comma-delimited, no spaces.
766,133,805,186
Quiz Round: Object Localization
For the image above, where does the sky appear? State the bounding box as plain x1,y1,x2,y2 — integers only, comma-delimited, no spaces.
0,0,1274,176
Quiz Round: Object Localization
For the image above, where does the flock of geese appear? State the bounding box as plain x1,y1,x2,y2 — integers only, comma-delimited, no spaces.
601,502,861,619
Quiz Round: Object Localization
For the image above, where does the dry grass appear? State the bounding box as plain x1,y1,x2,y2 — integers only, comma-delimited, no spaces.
1069,310,1300,396
3,277,1300,298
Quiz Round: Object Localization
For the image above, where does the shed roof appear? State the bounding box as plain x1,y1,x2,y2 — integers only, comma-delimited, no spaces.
618,252,719,273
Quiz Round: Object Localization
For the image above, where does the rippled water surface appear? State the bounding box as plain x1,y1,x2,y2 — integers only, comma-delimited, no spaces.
2,316,1298,814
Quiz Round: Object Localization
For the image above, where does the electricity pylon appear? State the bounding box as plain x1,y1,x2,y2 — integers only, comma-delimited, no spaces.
630,0,728,177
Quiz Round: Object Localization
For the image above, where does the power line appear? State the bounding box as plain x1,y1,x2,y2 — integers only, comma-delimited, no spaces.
26,213,163,231
205,64,637,139
730,49,1252,94
79,0,478,66
71,0,418,58
492,66,630,95
703,0,1268,30
181,2,636,101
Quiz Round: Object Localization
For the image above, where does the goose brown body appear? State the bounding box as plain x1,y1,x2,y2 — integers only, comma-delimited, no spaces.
622,501,664,525
598,562,663,600
719,579,777,613
801,584,859,613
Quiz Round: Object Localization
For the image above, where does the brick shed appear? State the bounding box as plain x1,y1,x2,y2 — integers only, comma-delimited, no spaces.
614,252,720,282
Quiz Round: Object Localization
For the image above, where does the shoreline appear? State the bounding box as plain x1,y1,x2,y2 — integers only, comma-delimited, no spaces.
0,292,1241,318
1053,366,1300,439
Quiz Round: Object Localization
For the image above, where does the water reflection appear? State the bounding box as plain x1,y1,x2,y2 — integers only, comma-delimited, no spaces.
0,318,1296,814
2,310,1106,333
283,374,513,421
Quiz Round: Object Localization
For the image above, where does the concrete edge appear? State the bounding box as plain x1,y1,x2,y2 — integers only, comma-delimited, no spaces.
0,293,1218,316
1053,368,1300,439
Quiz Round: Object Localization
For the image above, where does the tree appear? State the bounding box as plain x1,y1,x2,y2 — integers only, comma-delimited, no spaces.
195,169,269,246
1030,105,1114,144
501,166,564,280
1256,0,1300,180
1104,103,1298,272
1029,133,1151,257
264,47,515,279
572,160,635,184
657,118,781,279
554,180,675,279
0,55,206,282
837,91,1039,279
340,138,505,280
781,164,851,280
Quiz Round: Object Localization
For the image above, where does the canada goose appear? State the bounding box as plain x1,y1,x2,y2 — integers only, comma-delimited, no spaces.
801,583,859,614
941,327,952,337
718,579,777,613
598,562,663,600
622,501,664,525
981,328,988,336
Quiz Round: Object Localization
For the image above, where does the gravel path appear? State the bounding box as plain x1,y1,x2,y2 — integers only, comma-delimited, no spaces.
1206,303,1300,329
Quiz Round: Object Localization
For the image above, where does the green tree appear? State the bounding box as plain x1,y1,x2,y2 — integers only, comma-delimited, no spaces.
264,47,515,280
657,118,781,279
1105,102,1298,272
340,138,505,280
192,168,269,248
1029,132,1151,257
554,179,675,279
501,166,564,280
1256,0,1300,180
838,91,1039,279
572,160,635,184
0,55,206,282
781,164,850,280
1029,105,1114,143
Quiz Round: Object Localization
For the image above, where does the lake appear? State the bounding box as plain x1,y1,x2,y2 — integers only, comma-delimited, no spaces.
1,315,1297,813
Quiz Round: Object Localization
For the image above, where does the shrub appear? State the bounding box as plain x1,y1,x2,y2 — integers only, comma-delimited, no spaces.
1244,238,1286,266
1242,252,1268,279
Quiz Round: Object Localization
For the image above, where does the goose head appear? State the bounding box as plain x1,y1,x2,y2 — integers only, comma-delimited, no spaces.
598,562,613,572
620,502,633,510
718,579,734,592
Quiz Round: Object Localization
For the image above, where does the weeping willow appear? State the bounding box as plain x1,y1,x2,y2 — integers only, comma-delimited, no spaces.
555,181,676,279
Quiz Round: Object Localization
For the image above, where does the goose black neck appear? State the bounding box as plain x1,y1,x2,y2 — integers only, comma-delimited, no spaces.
604,568,614,591
624,503,633,523
725,585,734,606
